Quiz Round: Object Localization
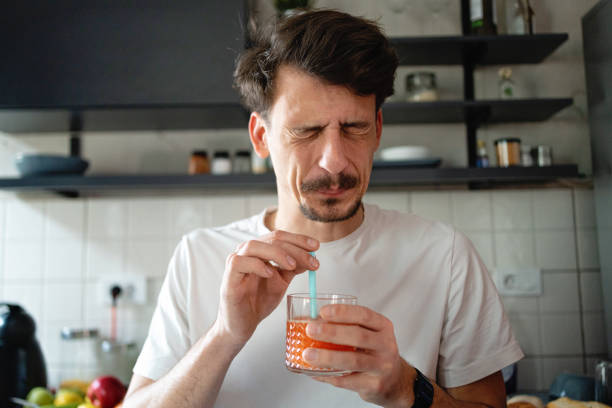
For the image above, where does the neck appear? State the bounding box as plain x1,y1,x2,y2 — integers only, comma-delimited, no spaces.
265,202,365,243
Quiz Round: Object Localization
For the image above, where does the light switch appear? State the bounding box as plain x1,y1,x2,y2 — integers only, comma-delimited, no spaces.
493,267,542,296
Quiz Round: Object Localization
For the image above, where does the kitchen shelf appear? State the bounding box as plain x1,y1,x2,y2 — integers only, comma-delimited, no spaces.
0,104,250,133
0,165,580,194
390,34,569,66
382,98,573,125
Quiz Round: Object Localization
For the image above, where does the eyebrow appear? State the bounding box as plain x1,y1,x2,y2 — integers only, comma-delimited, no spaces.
291,121,370,133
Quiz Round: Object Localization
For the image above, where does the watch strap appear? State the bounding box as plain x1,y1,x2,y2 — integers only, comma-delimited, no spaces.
412,367,434,408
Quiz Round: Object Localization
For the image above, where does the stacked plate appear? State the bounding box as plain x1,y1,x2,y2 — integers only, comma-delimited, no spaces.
374,145,441,168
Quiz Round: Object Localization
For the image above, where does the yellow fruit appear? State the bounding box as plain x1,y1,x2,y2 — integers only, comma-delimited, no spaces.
60,379,90,395
77,402,96,408
54,388,84,405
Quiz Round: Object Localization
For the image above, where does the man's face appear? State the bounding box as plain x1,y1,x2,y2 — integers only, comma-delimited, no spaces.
263,65,382,222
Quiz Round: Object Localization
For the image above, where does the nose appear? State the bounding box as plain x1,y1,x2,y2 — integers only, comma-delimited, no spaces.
317,130,349,175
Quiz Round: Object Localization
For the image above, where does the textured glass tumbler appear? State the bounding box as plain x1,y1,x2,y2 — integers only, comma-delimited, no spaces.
285,293,357,376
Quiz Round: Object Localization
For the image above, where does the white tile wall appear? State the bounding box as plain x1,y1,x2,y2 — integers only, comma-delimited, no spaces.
574,189,597,228
580,272,604,312
538,272,580,313
4,240,44,281
495,231,536,267
42,282,83,322
169,197,208,241
45,200,85,240
535,230,577,270
539,313,583,355
509,315,542,355
208,196,248,227
87,199,127,239
363,191,410,213
411,192,453,224
582,313,608,354
86,239,124,280
1,282,44,324
5,200,45,240
492,191,533,230
125,240,171,277
127,198,170,238
246,193,278,216
533,190,574,230
576,228,600,269
45,239,83,280
451,192,492,231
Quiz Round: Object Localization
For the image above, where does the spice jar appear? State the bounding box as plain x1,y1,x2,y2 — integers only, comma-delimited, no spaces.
233,150,251,174
536,145,552,166
188,150,210,174
211,151,232,175
495,138,521,167
406,72,438,102
521,144,534,166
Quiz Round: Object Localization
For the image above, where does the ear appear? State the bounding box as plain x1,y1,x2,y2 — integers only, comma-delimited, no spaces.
374,108,383,150
249,112,270,158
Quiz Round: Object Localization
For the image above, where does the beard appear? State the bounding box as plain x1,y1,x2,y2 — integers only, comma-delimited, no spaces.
299,172,362,223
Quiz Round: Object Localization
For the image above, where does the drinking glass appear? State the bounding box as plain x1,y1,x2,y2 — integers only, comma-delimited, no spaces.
285,293,357,376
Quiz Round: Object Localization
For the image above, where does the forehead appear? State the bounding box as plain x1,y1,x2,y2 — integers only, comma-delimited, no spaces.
268,65,376,124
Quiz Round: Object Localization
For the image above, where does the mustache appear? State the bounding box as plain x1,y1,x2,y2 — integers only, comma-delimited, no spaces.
301,173,359,192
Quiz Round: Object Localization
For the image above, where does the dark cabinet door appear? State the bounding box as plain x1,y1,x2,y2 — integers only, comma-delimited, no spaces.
0,0,246,108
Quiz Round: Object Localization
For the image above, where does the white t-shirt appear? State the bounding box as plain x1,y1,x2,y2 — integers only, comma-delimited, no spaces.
134,204,523,407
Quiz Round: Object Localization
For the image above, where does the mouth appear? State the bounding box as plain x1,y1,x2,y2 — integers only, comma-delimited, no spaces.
315,186,351,197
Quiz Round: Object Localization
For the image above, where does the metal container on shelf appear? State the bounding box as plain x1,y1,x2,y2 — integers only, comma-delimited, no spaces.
96,339,139,385
494,138,521,167
59,328,101,382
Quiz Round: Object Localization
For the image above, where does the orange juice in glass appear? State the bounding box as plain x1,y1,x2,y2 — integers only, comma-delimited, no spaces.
285,293,357,376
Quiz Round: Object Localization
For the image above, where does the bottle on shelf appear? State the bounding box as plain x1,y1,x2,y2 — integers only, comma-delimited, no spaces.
211,151,232,175
188,150,210,175
470,0,498,35
505,0,535,35
498,67,516,99
476,139,490,168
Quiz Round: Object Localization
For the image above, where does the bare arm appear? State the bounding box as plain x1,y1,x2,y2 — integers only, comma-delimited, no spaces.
122,230,320,408
123,323,241,408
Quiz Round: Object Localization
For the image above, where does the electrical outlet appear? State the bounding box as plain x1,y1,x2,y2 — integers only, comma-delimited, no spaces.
97,274,147,305
492,267,542,296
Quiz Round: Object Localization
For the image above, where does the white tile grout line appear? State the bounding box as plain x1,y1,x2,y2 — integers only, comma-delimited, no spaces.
81,197,89,326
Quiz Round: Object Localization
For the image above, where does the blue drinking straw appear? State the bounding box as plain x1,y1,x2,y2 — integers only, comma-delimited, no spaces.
308,251,317,319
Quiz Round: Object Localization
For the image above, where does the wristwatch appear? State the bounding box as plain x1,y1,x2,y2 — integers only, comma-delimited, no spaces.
412,367,434,408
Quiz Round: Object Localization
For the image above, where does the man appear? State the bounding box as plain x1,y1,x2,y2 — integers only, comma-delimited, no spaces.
124,9,523,408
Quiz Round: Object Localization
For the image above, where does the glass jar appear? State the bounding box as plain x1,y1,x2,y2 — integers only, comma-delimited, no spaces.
536,145,552,166
233,150,251,174
188,150,210,174
498,67,516,99
406,72,438,102
211,151,232,175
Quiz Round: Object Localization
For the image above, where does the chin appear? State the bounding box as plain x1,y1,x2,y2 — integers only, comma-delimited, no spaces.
299,197,362,223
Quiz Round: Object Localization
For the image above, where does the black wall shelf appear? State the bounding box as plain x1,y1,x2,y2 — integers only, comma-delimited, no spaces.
390,34,568,66
383,98,573,125
0,165,580,194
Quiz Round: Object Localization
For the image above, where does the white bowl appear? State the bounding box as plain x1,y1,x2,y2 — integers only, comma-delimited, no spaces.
380,145,431,161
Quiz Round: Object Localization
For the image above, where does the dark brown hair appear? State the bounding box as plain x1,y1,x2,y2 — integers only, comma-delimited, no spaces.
233,9,399,116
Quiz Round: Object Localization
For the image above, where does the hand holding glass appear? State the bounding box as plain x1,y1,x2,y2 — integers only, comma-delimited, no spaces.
285,293,357,376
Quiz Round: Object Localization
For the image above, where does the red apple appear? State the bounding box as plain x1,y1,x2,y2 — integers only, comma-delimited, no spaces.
87,376,127,408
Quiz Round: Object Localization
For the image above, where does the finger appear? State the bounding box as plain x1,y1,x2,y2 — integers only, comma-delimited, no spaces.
276,240,319,271
312,372,383,396
302,348,379,373
319,305,390,332
225,252,276,282
262,230,319,252
236,239,297,270
306,322,378,350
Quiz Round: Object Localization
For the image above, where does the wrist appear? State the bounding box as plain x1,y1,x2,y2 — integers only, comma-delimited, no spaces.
208,319,247,356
